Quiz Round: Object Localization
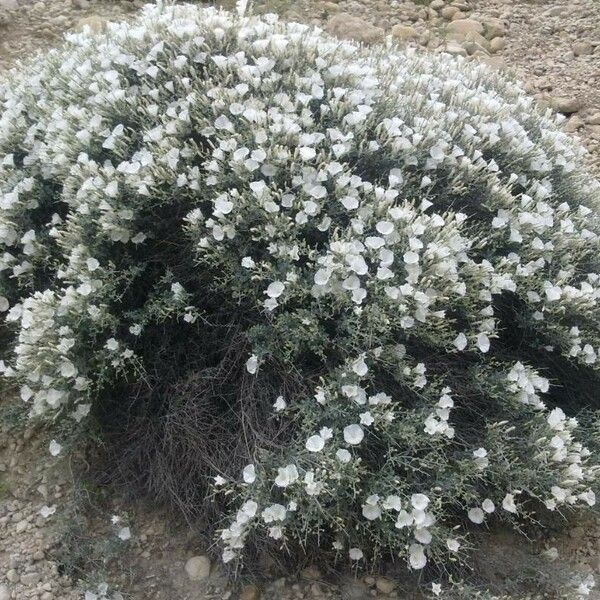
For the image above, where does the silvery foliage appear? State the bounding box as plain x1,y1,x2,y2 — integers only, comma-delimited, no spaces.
0,1,599,574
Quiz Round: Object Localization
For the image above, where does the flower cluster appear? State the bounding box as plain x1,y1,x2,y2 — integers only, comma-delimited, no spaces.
0,1,598,579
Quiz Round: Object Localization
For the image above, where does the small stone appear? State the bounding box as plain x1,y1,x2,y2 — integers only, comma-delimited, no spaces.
441,6,459,20
489,37,506,53
443,41,467,56
327,13,384,44
447,18,484,37
0,584,10,600
479,54,505,70
585,112,600,125
0,0,18,9
375,577,397,594
184,555,211,581
322,2,340,14
451,10,467,21
390,24,419,42
573,41,593,56
564,115,584,133
551,96,582,115
74,15,107,34
300,565,322,581
340,578,370,600
15,519,28,533
430,0,445,10
482,17,507,40
239,584,261,600
6,570,18,584
20,572,41,586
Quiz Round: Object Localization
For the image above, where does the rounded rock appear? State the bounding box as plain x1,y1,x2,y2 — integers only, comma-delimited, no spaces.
390,24,419,42
327,13,384,45
0,584,10,600
184,555,211,581
375,577,397,594
447,18,484,37
239,584,261,600
489,37,506,53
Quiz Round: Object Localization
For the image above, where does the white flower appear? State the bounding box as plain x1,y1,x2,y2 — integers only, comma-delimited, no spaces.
241,256,255,269
305,434,325,452
446,538,460,552
468,507,485,524
262,504,286,523
39,505,57,518
117,527,131,541
86,258,100,271
239,500,258,520
476,333,490,353
453,332,467,351
314,268,331,286
482,499,495,513
274,464,299,488
408,543,427,570
502,493,517,513
105,338,119,351
362,495,381,521
214,476,226,486
273,396,287,412
246,354,258,374
266,281,285,298
343,424,364,445
242,464,256,484
49,440,62,456
349,548,363,560
415,527,432,544
382,495,402,511
129,324,142,336
336,448,352,463
359,411,374,426
395,510,414,529
0,297,8,312
352,356,368,377
299,146,316,161
410,493,430,511
432,583,442,597
222,549,236,563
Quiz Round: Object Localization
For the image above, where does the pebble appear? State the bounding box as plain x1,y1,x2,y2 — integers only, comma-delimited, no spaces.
184,555,211,581
20,572,41,586
482,17,507,40
441,6,459,19
489,36,506,52
447,18,484,36
0,585,9,600
6,569,19,584
375,577,397,594
326,12,384,44
390,24,419,42
239,584,261,600
74,15,106,33
551,96,583,114
586,112,600,125
300,565,322,581
573,41,593,56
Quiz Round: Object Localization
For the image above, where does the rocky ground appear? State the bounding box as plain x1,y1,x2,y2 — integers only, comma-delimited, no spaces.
0,0,599,599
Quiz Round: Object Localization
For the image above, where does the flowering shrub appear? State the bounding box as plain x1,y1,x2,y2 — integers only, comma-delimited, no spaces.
0,1,599,577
